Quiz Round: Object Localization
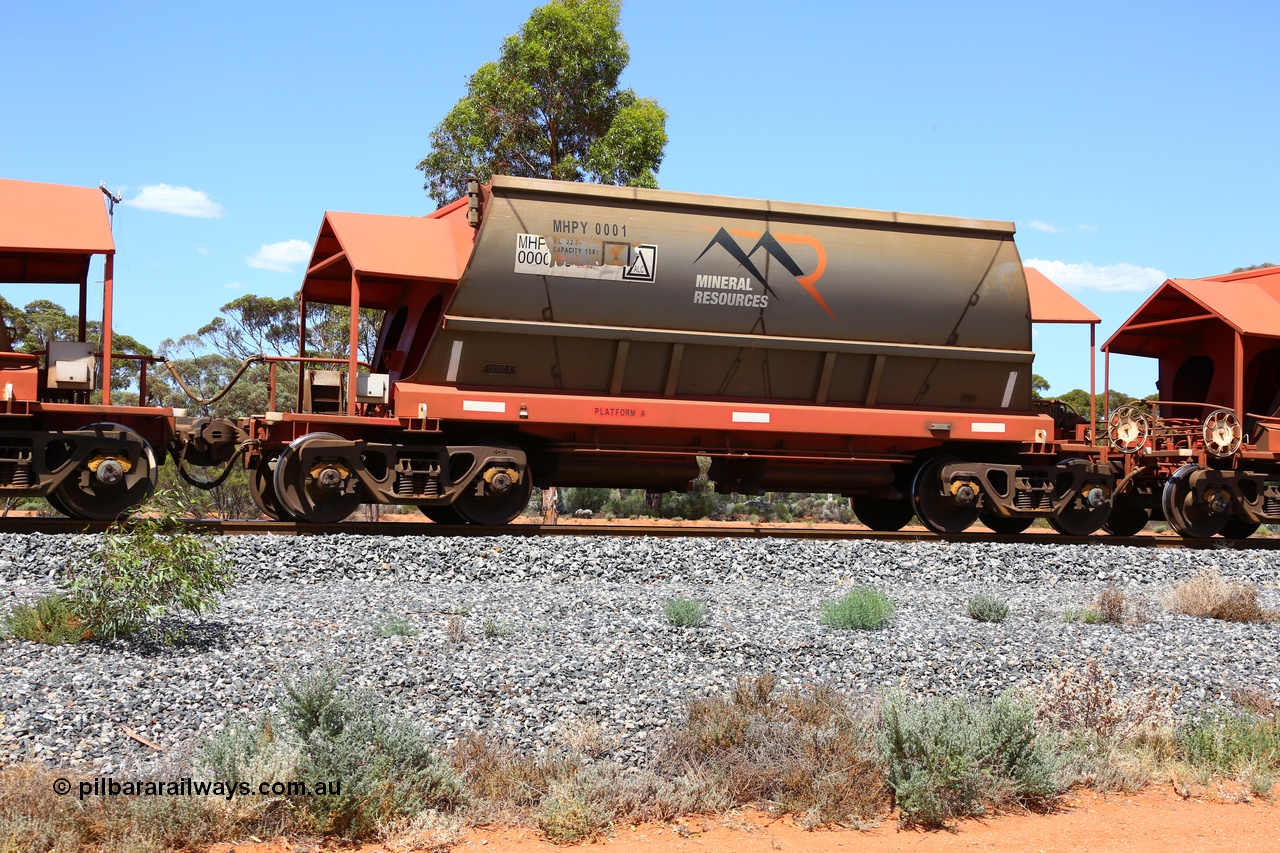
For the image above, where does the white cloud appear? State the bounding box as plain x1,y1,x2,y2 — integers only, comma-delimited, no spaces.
124,184,224,218
1024,259,1168,293
195,245,211,255
1028,219,1066,233
224,281,248,290
1026,220,1098,234
247,239,313,272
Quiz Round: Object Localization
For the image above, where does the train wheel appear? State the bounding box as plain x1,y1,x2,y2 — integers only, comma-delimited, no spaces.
1103,502,1150,536
420,505,466,524
980,511,1032,534
453,466,533,526
1047,504,1111,536
1046,460,1111,536
1161,464,1228,539
54,423,158,521
1218,517,1260,539
273,433,363,524
911,457,979,534
851,497,914,531
45,491,74,518
249,455,290,521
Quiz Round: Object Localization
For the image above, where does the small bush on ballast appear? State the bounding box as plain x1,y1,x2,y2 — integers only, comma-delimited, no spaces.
2,594,90,644
820,586,895,630
1165,570,1275,623
374,615,418,637
663,596,707,628
199,671,463,839
66,490,234,642
966,594,1009,623
878,692,1062,827
1062,606,1104,625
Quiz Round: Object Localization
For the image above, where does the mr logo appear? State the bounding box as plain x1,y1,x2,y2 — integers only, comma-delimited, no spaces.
694,227,834,319
621,244,658,282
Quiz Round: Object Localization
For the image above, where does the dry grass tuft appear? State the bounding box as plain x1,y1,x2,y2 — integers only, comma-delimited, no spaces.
0,762,234,853
664,674,887,826
448,732,578,817
1165,570,1276,623
1231,688,1280,720
1036,656,1180,792
1092,583,1150,625
1036,657,1179,746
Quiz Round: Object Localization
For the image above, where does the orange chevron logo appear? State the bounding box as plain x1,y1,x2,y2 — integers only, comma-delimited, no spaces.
694,227,833,320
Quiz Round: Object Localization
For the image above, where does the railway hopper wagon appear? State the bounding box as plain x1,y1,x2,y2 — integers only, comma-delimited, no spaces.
1101,265,1280,538
0,178,175,519
212,176,1117,533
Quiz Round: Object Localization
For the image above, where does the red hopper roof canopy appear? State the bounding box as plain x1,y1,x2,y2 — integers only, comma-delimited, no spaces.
0,178,114,284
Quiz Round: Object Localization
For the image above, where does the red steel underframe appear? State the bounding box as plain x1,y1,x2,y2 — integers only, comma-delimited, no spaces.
389,383,1056,446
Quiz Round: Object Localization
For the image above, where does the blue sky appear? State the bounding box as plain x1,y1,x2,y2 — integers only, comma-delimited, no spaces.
2,0,1275,397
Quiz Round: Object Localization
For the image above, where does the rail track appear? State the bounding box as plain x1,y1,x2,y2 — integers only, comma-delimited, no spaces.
0,516,1275,549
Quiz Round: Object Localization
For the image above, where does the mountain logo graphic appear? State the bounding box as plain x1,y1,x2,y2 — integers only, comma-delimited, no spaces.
693,227,833,319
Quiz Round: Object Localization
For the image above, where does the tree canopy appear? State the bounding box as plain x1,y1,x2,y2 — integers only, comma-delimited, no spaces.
417,0,667,206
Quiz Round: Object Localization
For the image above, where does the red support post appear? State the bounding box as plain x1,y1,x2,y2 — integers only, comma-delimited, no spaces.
296,293,307,412
1088,323,1097,445
77,277,87,343
1234,331,1244,420
269,361,278,413
347,274,360,416
102,253,113,405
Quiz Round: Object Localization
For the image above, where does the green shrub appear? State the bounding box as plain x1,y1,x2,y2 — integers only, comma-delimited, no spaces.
1178,710,1280,777
537,776,616,842
482,617,511,638
374,615,418,637
200,671,463,839
66,490,234,642
2,594,90,644
878,693,1062,827
663,596,707,628
820,586,895,630
561,488,610,514
1062,606,1103,625
966,594,1009,623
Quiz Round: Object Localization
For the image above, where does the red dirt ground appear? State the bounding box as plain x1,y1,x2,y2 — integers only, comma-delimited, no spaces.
214,788,1279,853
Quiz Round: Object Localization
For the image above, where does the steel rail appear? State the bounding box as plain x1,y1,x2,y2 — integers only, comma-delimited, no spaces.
0,517,1275,549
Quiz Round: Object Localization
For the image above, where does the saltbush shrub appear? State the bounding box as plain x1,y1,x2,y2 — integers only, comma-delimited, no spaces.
663,596,707,628
1178,710,1280,777
820,586,895,630
878,693,1062,827
966,594,1009,623
199,672,463,839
